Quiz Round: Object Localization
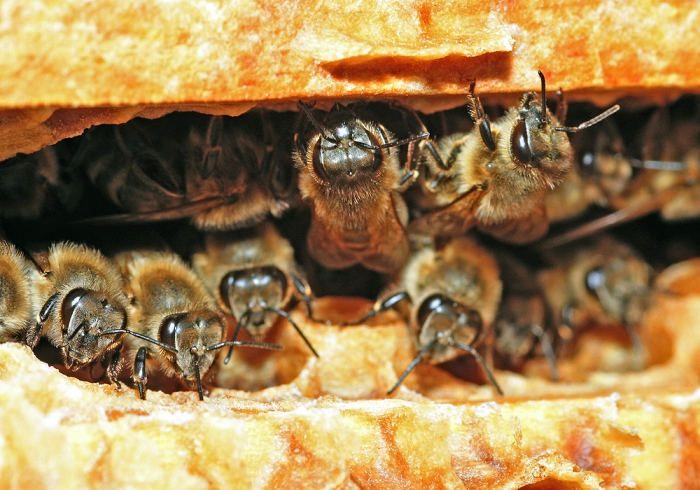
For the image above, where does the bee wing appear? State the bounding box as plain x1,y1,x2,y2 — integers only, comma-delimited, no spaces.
540,185,680,249
407,188,485,237
72,197,226,226
477,203,549,244
360,221,410,276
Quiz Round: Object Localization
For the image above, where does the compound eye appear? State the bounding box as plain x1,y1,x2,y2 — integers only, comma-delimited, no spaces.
586,267,606,294
219,270,246,312
311,139,331,183
61,288,89,329
579,151,597,175
159,315,182,349
259,266,288,299
510,120,533,165
416,293,451,329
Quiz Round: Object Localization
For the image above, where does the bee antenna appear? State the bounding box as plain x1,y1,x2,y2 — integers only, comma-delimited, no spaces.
555,105,621,133
387,340,437,395
298,100,337,143
537,70,547,126
354,132,429,152
451,341,504,395
103,329,179,354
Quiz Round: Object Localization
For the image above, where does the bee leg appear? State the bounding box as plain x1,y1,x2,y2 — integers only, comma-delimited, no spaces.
394,103,450,174
624,322,645,370
557,304,576,356
343,291,411,326
466,79,496,152
554,88,568,123
266,307,319,358
26,292,60,348
530,324,560,382
133,347,148,400
224,311,249,364
106,344,123,389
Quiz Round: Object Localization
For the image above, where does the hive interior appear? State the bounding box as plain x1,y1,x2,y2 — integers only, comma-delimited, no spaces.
2,94,700,490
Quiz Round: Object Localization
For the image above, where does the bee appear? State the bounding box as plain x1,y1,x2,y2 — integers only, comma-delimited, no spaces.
543,98,698,247
544,117,638,223
0,241,40,343
112,251,281,400
492,250,559,381
349,237,503,395
408,72,620,244
27,242,128,385
294,101,430,274
537,236,652,363
74,110,299,230
0,140,84,220
191,222,319,363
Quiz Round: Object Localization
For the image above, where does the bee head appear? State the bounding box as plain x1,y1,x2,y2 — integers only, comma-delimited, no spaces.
416,293,484,364
494,296,543,359
585,256,652,325
60,288,126,367
219,265,288,339
509,72,573,188
158,311,224,382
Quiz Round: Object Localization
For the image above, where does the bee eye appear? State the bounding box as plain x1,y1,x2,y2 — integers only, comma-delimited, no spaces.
159,315,182,349
61,288,89,328
311,138,331,183
417,293,451,328
259,266,288,299
586,267,606,293
579,151,597,174
511,120,534,165
219,270,244,312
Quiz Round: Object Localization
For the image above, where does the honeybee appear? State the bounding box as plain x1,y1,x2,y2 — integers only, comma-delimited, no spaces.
0,241,40,343
537,236,652,362
27,242,128,385
543,98,698,247
0,140,84,220
294,101,429,274
349,237,503,395
492,250,559,381
74,110,298,230
544,117,637,223
408,73,620,244
112,251,281,400
191,223,319,362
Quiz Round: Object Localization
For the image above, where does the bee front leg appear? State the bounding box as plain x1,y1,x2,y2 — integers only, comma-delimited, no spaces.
557,304,576,356
343,291,411,326
26,292,60,349
466,80,496,152
133,347,149,400
106,344,123,389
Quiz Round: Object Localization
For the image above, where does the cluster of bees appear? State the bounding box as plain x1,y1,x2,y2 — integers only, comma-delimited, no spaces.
1,72,699,400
